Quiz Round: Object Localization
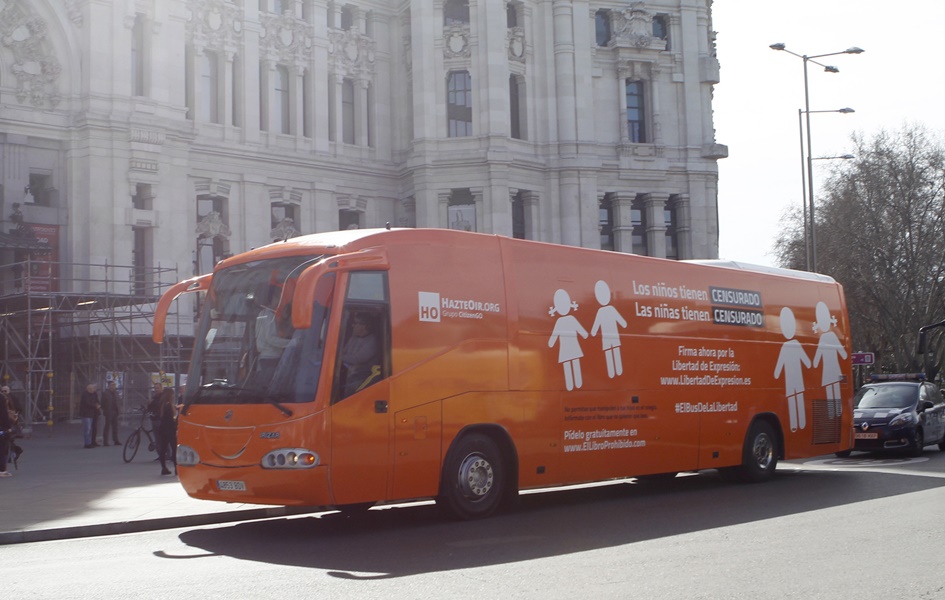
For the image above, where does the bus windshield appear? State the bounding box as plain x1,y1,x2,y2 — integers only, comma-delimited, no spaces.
184,254,334,413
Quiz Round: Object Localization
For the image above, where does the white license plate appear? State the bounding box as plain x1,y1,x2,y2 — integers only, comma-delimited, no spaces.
216,479,247,491
854,432,878,440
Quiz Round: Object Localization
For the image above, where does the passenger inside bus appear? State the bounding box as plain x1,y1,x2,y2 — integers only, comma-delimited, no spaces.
253,283,291,377
339,311,380,398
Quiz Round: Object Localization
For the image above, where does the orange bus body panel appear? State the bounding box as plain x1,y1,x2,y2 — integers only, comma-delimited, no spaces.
168,229,853,509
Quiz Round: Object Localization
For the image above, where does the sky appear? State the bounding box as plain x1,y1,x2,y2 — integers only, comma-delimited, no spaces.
712,0,945,267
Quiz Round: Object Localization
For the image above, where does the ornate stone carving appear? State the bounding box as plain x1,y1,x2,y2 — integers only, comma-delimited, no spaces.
328,29,376,79
507,26,525,63
187,0,244,53
259,10,314,66
443,24,470,59
611,2,664,50
269,218,299,241
0,0,61,107
196,211,231,240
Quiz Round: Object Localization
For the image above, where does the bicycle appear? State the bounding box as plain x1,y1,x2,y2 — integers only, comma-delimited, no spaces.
122,405,157,463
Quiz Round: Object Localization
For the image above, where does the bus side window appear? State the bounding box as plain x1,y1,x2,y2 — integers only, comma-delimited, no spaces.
333,272,391,403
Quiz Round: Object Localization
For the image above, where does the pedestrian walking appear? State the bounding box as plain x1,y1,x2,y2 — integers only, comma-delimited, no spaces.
156,388,178,476
79,383,101,448
0,386,14,477
100,381,121,446
0,386,23,468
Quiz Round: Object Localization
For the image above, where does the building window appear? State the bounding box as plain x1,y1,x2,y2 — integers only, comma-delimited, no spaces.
448,189,476,232
341,5,355,30
626,80,646,143
231,54,242,127
595,10,610,47
339,209,361,230
653,15,669,49
447,71,473,137
199,51,220,124
444,0,470,26
631,197,647,255
27,173,53,206
599,194,614,251
509,74,524,140
275,65,290,134
512,191,525,240
132,226,152,295
131,14,147,97
342,78,355,144
507,2,519,27
132,183,152,210
664,202,678,260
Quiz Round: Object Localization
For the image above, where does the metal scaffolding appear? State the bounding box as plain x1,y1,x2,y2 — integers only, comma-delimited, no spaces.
0,258,192,433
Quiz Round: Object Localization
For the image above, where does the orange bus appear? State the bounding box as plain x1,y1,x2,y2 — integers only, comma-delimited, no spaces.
153,228,853,519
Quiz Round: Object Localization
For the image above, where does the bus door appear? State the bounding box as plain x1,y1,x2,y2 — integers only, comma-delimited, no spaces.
328,271,392,505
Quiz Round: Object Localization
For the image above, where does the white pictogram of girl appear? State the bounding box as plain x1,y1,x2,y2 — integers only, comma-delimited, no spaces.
548,289,588,391
590,280,627,378
774,306,811,432
812,301,847,418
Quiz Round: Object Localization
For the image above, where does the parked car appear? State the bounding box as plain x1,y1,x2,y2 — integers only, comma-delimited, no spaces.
843,374,945,457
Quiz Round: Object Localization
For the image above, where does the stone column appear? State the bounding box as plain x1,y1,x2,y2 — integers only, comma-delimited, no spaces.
523,190,540,241
673,194,692,259
643,193,669,258
612,192,635,254
356,79,370,147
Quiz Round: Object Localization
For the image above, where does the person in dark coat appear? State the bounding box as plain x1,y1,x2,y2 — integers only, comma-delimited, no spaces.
79,383,101,448
156,388,178,476
100,381,121,446
0,388,13,477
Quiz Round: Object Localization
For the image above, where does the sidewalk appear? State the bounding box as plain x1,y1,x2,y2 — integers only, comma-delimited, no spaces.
0,422,317,545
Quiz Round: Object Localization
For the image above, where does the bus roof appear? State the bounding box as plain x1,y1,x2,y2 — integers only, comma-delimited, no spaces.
217,228,837,285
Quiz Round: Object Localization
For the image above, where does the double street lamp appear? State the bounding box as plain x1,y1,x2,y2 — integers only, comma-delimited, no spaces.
771,43,864,272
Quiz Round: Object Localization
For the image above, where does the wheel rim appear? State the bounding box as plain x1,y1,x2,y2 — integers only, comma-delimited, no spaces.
752,433,774,470
457,453,495,502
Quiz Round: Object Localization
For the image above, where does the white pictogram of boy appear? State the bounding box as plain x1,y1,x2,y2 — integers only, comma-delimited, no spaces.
774,306,811,432
548,289,588,391
590,280,627,378
812,301,847,418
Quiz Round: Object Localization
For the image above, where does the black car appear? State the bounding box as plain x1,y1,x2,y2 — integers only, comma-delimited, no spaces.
848,375,945,456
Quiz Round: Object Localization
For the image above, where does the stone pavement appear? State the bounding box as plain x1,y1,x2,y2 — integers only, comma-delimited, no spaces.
0,422,317,545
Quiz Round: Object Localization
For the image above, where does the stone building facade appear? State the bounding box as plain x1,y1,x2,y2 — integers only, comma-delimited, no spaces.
0,0,725,309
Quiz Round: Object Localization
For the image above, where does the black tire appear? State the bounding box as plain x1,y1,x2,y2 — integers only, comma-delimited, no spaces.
910,429,925,457
834,450,852,458
123,429,141,463
939,435,945,452
736,420,778,483
437,433,506,520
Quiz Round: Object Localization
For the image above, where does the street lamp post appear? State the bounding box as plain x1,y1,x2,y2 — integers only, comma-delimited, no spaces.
771,43,864,272
798,108,855,270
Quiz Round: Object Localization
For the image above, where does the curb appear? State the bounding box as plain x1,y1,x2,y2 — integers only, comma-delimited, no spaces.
0,506,321,546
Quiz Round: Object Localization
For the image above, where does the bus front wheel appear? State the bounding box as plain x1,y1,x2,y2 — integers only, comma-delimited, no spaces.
438,433,506,520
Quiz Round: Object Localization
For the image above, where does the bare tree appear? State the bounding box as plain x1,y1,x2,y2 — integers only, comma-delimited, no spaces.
776,124,945,375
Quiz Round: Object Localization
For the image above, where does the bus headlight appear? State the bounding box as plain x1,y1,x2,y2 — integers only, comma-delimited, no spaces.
177,445,200,466
262,449,320,469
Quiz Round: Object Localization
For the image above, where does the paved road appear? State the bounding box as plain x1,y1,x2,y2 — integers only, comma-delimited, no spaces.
0,422,315,544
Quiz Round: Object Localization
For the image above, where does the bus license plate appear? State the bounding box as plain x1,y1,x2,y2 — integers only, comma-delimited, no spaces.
854,432,878,440
217,479,247,491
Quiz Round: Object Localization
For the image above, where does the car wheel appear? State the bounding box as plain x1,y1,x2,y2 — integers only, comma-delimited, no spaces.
910,429,925,457
834,450,852,458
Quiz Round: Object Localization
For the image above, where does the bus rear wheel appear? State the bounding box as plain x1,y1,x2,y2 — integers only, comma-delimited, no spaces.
727,420,778,483
438,433,506,520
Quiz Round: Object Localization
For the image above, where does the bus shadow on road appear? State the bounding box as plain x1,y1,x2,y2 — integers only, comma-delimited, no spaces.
173,464,945,579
